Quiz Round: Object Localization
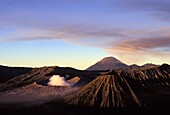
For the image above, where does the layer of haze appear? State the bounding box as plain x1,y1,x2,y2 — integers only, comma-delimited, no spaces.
0,0,170,69
0,82,78,105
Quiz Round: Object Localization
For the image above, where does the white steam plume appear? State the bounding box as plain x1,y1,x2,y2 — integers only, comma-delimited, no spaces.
48,75,70,86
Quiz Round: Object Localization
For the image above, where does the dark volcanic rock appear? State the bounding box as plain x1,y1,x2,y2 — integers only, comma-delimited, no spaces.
67,64,170,108
0,66,101,91
0,64,170,114
0,65,32,83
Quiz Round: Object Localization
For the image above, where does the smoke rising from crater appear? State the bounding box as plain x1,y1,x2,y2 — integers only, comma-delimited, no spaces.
48,75,70,86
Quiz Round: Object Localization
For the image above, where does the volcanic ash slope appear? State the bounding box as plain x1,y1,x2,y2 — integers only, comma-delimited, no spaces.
66,71,142,108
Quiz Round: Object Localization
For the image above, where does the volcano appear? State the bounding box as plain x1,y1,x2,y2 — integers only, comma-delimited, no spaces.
66,70,141,108
86,56,128,71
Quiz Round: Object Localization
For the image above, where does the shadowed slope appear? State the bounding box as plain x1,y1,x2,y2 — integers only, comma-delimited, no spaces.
0,66,101,91
0,65,32,83
126,64,170,89
0,82,78,106
0,67,55,91
67,71,141,108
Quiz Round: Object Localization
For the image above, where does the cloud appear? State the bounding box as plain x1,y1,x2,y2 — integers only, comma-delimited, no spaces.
105,35,170,65
1,0,170,42
115,0,170,21
112,37,170,51
0,0,170,65
0,25,128,43
116,0,170,12
1,23,170,53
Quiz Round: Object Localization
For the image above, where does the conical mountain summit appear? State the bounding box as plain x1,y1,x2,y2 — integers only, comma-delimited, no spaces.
86,56,159,71
86,56,128,70
98,56,123,64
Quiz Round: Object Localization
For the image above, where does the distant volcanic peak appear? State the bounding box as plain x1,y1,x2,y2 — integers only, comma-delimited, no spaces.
142,63,158,66
67,73,141,108
98,56,124,64
86,56,128,71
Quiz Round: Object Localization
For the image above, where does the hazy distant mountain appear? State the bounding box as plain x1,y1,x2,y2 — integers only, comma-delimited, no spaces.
141,63,159,69
86,56,128,70
129,63,159,70
128,64,141,69
87,57,160,71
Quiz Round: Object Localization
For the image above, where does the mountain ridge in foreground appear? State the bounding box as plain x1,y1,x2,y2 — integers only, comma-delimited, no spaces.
0,63,170,114
66,70,142,108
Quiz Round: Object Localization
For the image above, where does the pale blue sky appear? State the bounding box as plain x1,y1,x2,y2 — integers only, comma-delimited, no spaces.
0,40,108,69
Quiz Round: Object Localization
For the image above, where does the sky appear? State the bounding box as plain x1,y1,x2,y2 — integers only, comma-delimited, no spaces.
0,0,170,69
